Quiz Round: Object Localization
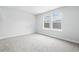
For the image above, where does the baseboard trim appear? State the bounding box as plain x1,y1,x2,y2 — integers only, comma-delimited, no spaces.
0,33,35,40
37,33,79,44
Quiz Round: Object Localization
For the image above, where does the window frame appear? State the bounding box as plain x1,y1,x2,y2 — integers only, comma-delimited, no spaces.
42,10,63,31
42,15,51,30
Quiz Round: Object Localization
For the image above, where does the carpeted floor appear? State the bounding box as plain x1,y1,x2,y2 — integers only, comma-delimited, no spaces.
0,34,79,52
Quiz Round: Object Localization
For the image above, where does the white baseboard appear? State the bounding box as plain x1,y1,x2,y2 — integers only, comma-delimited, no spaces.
37,33,79,44
0,32,34,40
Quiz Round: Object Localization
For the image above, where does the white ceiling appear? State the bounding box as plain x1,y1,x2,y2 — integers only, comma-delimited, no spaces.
1,6,62,15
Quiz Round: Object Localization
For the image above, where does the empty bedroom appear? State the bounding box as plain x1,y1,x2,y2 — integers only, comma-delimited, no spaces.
0,6,79,52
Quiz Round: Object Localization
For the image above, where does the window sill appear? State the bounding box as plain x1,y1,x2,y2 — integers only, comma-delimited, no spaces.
51,29,62,31
43,28,62,32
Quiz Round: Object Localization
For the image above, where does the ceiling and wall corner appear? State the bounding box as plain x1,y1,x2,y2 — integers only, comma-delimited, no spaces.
0,6,61,15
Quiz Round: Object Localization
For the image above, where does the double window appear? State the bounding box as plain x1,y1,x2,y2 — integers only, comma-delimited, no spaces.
43,10,63,31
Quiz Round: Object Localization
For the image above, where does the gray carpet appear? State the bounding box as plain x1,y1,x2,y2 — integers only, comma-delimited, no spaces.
0,34,79,52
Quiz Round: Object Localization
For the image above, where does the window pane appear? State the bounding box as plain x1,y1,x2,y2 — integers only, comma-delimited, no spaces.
53,22,61,29
43,15,51,29
53,20,61,29
44,23,50,28
52,10,63,30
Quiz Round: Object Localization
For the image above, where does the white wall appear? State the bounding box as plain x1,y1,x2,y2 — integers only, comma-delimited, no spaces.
36,6,79,44
0,7,35,39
